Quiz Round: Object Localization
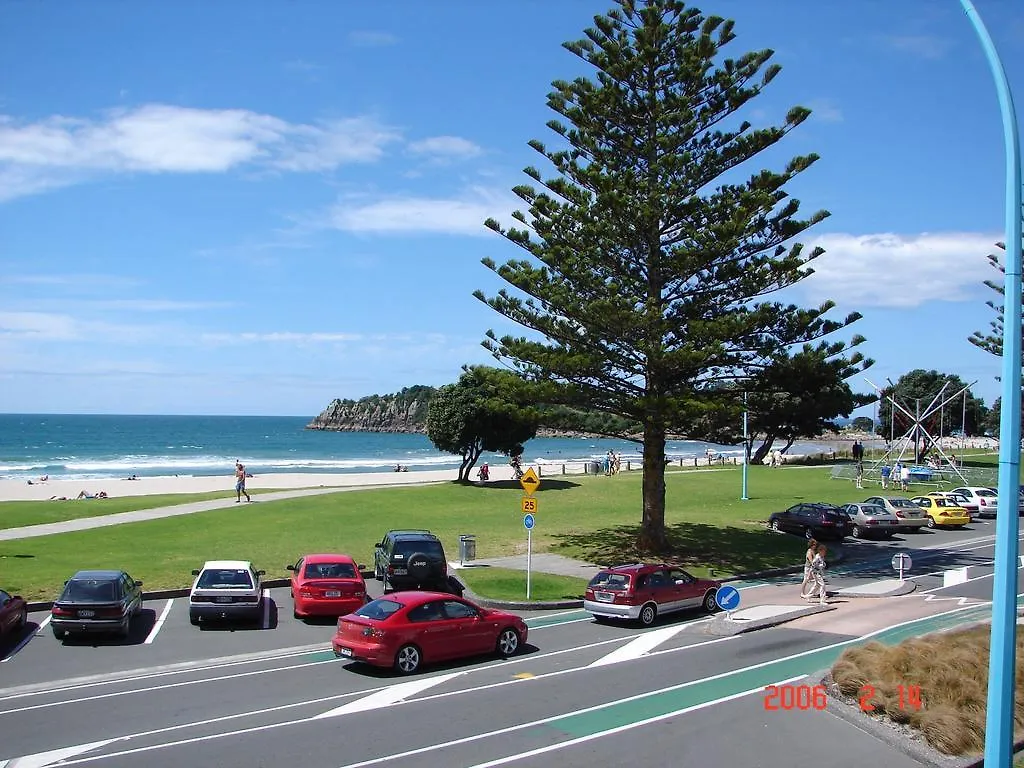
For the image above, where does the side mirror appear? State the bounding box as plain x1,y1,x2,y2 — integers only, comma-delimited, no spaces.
63,579,69,585
675,579,685,585
191,569,200,576
286,565,296,572
135,580,144,587
357,563,366,571
257,570,266,576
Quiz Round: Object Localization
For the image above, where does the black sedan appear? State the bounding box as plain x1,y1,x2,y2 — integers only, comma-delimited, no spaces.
767,502,853,541
51,570,144,640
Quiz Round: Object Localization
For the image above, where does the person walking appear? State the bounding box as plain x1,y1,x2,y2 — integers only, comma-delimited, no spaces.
234,461,251,503
880,463,891,489
800,539,818,598
855,461,864,489
807,544,829,605
900,463,910,492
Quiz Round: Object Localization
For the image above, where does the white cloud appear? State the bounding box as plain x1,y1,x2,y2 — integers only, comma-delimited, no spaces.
807,99,843,123
407,136,483,160
328,186,520,236
884,35,953,59
797,231,998,308
89,299,234,312
0,311,79,340
348,30,399,47
201,331,364,345
0,105,400,201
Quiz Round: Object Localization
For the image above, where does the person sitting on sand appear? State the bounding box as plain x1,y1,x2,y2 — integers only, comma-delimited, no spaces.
75,490,108,500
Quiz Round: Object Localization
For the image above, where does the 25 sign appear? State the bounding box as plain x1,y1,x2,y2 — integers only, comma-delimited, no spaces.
521,497,538,514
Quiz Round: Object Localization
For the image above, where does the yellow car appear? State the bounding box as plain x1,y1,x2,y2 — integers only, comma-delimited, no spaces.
911,496,970,528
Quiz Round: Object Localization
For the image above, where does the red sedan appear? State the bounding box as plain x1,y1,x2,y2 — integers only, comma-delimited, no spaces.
287,554,367,620
0,589,28,639
333,591,528,674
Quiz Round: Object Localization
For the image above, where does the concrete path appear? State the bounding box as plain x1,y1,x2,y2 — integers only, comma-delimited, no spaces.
0,487,361,541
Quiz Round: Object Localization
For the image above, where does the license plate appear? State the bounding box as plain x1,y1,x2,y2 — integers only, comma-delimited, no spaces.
339,647,353,657
595,592,614,603
215,596,232,603
325,591,341,598
77,609,95,618
392,568,407,576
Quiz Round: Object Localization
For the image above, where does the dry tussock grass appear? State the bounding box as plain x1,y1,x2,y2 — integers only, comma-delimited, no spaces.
831,625,1024,756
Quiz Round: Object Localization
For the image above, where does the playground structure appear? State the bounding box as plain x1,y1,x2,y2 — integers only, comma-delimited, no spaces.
831,377,998,489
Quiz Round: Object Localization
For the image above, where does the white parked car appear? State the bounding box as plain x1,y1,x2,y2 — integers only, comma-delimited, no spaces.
950,487,999,518
188,560,265,626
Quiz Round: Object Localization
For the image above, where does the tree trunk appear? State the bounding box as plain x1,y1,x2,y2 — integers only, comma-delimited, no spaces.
638,424,669,553
752,433,777,465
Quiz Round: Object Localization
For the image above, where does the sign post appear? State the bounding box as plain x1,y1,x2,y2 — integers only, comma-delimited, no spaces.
891,552,912,582
520,468,541,600
715,585,741,620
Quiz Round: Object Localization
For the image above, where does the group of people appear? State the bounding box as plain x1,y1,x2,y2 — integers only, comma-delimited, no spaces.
879,462,910,491
603,451,621,476
800,539,829,605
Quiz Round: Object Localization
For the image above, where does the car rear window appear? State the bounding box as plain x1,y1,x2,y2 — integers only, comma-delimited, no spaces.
588,572,631,591
197,569,253,589
888,498,917,508
303,562,356,579
394,541,445,559
355,599,403,621
977,490,997,498
861,506,886,516
61,579,118,602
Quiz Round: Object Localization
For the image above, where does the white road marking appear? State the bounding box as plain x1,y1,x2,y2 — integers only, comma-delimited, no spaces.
143,600,173,645
0,628,35,664
923,595,975,606
261,589,271,630
919,559,1022,594
313,672,465,718
0,739,114,768
16,602,988,768
588,623,710,667
461,675,809,768
33,616,51,634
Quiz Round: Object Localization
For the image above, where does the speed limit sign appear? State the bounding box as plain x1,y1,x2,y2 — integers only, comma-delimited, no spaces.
521,497,538,513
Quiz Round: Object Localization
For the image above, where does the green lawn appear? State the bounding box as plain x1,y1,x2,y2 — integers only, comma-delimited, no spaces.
0,463,965,601
457,566,588,602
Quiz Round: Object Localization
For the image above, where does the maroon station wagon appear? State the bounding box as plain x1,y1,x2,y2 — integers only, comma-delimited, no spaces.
583,563,722,627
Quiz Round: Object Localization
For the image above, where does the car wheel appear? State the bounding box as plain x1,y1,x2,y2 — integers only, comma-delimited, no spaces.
118,618,131,638
189,613,200,627
702,590,718,613
804,528,814,540
496,628,520,657
51,626,64,640
394,644,422,674
638,602,657,627
851,525,862,539
16,608,27,631
927,517,936,529
769,520,781,532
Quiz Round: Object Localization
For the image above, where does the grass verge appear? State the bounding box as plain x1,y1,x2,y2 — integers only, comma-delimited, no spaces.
831,624,1024,757
456,566,587,602
0,464,894,600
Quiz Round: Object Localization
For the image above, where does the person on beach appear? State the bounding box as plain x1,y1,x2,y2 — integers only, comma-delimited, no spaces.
235,461,251,503
800,539,818,598
807,544,828,605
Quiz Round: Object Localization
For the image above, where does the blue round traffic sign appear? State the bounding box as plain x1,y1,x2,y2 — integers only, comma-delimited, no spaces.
523,513,535,530
715,585,740,612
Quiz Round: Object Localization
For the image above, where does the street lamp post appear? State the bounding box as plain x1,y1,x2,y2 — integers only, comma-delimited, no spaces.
959,3,1023,767
741,392,749,501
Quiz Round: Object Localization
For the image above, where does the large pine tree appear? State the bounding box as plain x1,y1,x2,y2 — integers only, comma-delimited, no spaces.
475,0,863,551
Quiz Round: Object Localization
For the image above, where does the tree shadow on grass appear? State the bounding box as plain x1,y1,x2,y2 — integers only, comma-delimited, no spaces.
450,479,581,492
551,522,805,576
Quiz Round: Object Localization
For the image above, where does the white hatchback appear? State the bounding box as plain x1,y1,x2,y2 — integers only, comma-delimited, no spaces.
950,487,999,518
188,560,265,626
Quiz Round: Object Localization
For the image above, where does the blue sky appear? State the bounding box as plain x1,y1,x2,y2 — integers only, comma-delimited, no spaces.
1,1,1022,418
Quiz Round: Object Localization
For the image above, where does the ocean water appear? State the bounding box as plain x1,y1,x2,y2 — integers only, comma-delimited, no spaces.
0,413,833,482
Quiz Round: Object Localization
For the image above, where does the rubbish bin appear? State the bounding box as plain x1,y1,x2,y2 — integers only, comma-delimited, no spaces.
459,535,477,565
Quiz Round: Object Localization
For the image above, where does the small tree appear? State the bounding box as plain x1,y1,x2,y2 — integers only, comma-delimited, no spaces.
850,416,874,432
425,367,540,481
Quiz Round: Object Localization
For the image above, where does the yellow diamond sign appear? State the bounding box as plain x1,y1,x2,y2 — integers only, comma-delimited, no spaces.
519,466,541,496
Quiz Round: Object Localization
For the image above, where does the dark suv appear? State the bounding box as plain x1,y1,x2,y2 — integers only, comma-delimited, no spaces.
767,503,852,540
373,530,452,593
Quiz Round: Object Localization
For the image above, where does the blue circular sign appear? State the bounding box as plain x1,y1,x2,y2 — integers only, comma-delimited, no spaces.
715,585,740,612
523,513,535,530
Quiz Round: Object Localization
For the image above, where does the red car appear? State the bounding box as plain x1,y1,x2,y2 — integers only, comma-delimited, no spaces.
333,591,528,674
0,589,27,638
583,563,722,626
287,554,367,620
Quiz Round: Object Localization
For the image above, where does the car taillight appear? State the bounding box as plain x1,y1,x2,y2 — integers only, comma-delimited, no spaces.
894,510,906,518
980,498,989,506
354,591,365,598
821,519,835,526
51,606,74,617
361,626,385,639
98,607,123,618
866,519,877,526
387,565,394,574
300,589,315,598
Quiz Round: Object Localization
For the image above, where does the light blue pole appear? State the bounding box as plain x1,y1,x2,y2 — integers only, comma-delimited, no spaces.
741,391,749,500
960,3,1023,767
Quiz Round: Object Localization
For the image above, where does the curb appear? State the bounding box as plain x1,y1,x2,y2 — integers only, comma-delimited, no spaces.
449,573,583,610
704,604,835,636
835,580,918,599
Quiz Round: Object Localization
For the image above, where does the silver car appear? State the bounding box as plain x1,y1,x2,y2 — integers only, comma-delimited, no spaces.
841,503,901,539
862,496,929,532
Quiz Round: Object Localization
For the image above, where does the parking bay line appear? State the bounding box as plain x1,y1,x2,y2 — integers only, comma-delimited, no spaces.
144,600,174,645
261,590,271,630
